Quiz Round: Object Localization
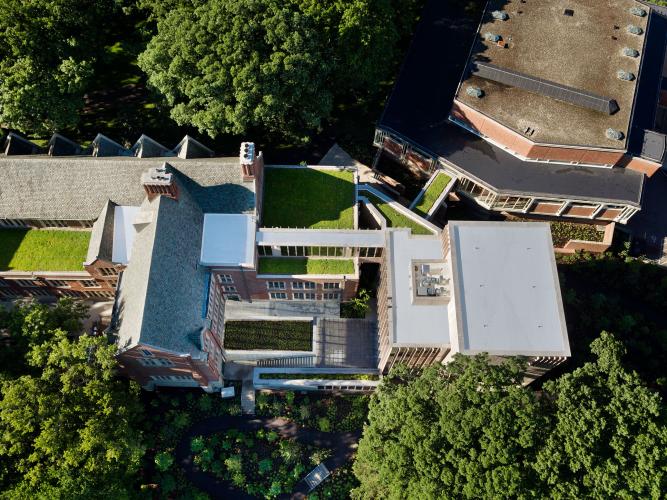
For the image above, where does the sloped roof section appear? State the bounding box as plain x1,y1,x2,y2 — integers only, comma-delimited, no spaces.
3,132,42,155
131,134,173,158
0,157,255,220
173,135,214,159
48,133,82,156
86,200,116,264
91,133,128,157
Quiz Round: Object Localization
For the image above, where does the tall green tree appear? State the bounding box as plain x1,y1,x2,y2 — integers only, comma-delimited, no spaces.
0,0,116,134
535,332,667,498
138,0,421,141
352,357,546,499
0,331,144,497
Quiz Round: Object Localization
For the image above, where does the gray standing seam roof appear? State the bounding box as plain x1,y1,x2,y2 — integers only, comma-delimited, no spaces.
0,156,256,220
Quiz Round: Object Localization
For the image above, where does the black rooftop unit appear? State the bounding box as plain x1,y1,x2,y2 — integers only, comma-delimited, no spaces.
471,61,620,115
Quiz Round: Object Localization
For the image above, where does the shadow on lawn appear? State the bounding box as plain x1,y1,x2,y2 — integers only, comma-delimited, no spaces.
0,229,28,271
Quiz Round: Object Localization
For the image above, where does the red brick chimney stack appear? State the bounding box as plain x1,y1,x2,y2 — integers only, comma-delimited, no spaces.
240,141,257,181
141,163,179,201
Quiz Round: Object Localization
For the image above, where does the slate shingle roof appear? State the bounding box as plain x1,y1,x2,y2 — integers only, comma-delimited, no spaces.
0,156,255,220
86,200,116,264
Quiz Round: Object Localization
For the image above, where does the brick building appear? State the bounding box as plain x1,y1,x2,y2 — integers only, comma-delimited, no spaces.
374,0,667,225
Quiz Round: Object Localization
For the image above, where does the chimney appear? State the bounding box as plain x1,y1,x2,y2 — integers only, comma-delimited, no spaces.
141,163,179,201
240,141,257,180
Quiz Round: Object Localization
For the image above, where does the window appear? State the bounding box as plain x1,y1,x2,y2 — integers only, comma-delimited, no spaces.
80,280,99,288
219,274,233,283
359,247,383,258
98,267,117,277
267,281,285,290
226,294,240,301
139,358,174,367
13,279,38,287
323,282,340,289
141,349,153,357
293,292,316,300
291,281,314,289
269,292,287,299
323,292,341,300
223,286,237,292
47,279,70,288
257,245,272,256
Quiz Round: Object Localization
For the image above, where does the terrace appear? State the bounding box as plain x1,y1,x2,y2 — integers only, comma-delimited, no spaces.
0,228,90,271
261,167,356,229
258,257,355,276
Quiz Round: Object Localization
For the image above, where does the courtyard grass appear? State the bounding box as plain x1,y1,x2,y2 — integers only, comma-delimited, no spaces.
262,168,355,229
0,229,90,271
224,321,313,351
413,173,452,217
258,257,354,275
361,192,433,235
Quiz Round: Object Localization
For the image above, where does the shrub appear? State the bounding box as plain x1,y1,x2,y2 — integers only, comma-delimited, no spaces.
299,404,311,421
198,395,213,413
310,448,332,465
225,455,243,474
154,451,174,472
285,391,295,406
269,480,282,497
191,436,205,453
258,458,274,475
159,473,177,494
318,417,331,432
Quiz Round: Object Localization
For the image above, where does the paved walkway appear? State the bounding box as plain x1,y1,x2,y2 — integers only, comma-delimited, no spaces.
174,416,361,499
241,379,255,415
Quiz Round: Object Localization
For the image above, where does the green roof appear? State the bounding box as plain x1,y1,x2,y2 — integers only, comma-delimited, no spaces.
258,257,354,275
362,192,433,235
414,173,452,217
0,229,90,271
262,167,355,229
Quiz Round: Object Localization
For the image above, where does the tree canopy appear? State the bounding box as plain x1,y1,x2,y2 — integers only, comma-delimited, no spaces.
0,302,144,497
0,0,118,134
138,0,420,141
353,333,667,499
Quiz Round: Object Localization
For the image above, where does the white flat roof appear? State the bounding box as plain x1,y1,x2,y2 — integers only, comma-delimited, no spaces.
257,228,385,247
387,230,450,345
200,214,256,267
449,221,570,357
112,206,140,264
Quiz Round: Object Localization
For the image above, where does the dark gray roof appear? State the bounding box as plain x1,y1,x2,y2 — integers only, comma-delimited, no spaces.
4,132,42,155
379,0,645,206
115,174,210,355
131,134,172,158
48,133,82,156
86,200,116,264
0,156,255,220
91,134,128,157
173,135,214,159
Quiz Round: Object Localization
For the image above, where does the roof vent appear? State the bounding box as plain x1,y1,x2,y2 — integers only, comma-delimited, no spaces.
629,7,647,17
492,10,509,20
466,86,484,98
627,24,643,35
622,47,639,58
606,128,624,140
563,9,574,16
617,70,635,81
484,32,501,42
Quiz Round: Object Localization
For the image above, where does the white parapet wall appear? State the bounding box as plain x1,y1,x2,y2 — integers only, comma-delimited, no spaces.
254,367,381,392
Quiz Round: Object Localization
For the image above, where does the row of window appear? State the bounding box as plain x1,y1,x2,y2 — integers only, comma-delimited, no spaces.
150,375,195,382
269,292,341,300
138,357,174,367
267,281,340,290
257,246,382,258
0,218,94,228
2,278,100,288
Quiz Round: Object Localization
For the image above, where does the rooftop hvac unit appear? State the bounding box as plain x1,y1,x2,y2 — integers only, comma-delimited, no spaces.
622,47,639,58
484,32,501,43
627,24,643,35
617,70,635,81
466,86,484,98
606,128,624,141
492,10,509,20
629,7,647,17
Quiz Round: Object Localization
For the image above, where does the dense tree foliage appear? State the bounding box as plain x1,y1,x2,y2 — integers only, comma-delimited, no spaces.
0,302,144,497
0,298,87,377
138,0,421,141
0,0,118,133
353,334,667,499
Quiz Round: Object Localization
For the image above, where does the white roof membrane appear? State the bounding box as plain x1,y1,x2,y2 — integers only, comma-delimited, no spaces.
201,214,256,267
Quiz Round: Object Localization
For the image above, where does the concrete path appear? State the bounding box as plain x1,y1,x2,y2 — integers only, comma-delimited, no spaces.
174,415,361,499
241,379,255,415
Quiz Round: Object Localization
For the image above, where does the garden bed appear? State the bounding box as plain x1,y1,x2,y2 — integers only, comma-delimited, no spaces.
549,222,604,247
0,228,90,271
413,172,452,217
262,168,355,229
258,257,354,275
361,192,433,235
259,373,379,380
224,320,313,351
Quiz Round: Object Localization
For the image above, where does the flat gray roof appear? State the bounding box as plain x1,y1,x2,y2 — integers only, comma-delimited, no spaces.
449,221,570,357
456,0,648,149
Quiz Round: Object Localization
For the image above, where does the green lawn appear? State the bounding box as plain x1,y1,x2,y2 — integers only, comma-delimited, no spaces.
224,321,313,350
414,173,452,217
262,168,355,229
0,229,90,271
362,192,433,235
258,257,354,275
